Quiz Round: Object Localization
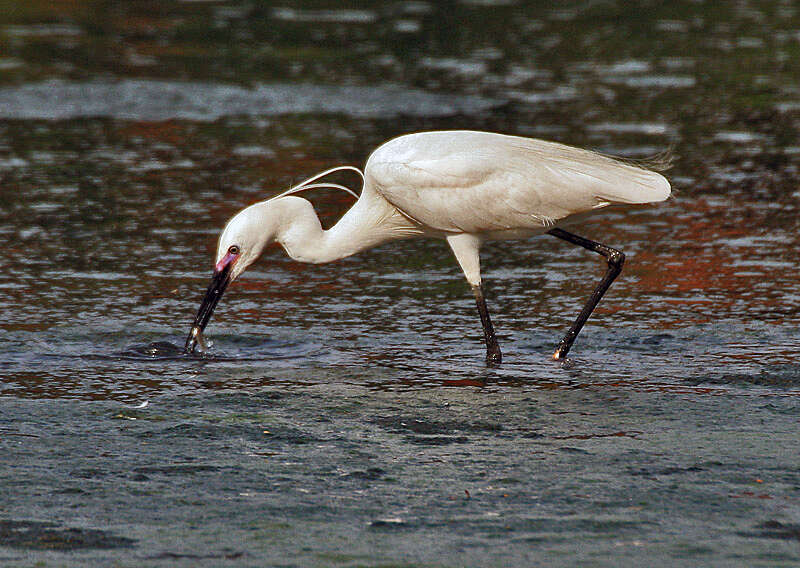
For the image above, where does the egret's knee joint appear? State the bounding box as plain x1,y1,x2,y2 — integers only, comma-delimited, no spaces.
607,249,625,269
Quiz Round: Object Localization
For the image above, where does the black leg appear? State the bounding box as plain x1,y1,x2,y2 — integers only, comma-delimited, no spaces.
547,228,626,360
472,284,502,366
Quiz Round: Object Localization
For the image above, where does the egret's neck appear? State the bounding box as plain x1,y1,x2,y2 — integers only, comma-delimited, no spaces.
269,195,417,264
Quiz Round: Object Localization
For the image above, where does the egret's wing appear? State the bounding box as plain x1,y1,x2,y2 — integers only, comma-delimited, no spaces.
365,131,670,234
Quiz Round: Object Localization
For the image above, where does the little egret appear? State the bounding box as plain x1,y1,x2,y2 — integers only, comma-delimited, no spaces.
185,130,670,363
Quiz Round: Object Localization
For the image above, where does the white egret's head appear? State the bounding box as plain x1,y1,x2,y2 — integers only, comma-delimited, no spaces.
215,203,276,281
185,201,277,352
182,164,362,354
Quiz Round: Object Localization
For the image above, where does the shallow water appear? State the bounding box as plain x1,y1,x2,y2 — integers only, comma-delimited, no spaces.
1,1,799,566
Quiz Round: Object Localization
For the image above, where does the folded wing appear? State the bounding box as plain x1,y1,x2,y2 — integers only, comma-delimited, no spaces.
365,130,670,234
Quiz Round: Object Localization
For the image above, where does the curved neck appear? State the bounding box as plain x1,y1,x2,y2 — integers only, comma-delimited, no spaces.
269,195,415,264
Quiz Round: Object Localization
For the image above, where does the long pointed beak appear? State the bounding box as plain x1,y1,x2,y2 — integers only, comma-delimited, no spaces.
184,255,236,353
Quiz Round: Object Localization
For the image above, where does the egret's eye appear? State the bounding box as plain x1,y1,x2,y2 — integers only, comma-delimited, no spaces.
228,245,240,255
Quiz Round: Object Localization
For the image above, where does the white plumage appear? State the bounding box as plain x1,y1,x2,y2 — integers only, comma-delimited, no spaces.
367,131,669,234
185,130,671,362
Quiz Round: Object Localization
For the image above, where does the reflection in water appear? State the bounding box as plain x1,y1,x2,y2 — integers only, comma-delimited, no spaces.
0,80,498,120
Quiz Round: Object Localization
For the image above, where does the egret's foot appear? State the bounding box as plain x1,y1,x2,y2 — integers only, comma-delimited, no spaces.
485,346,502,366
552,342,575,368
552,333,575,360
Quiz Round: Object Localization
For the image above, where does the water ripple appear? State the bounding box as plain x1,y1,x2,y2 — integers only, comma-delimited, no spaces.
0,80,499,121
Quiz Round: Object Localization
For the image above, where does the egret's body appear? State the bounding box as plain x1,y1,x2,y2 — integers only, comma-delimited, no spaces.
185,130,670,362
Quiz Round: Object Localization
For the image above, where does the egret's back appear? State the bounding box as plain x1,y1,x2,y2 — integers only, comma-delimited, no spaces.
365,131,670,234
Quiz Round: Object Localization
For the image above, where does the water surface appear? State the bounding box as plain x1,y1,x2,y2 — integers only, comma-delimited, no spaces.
1,1,799,566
